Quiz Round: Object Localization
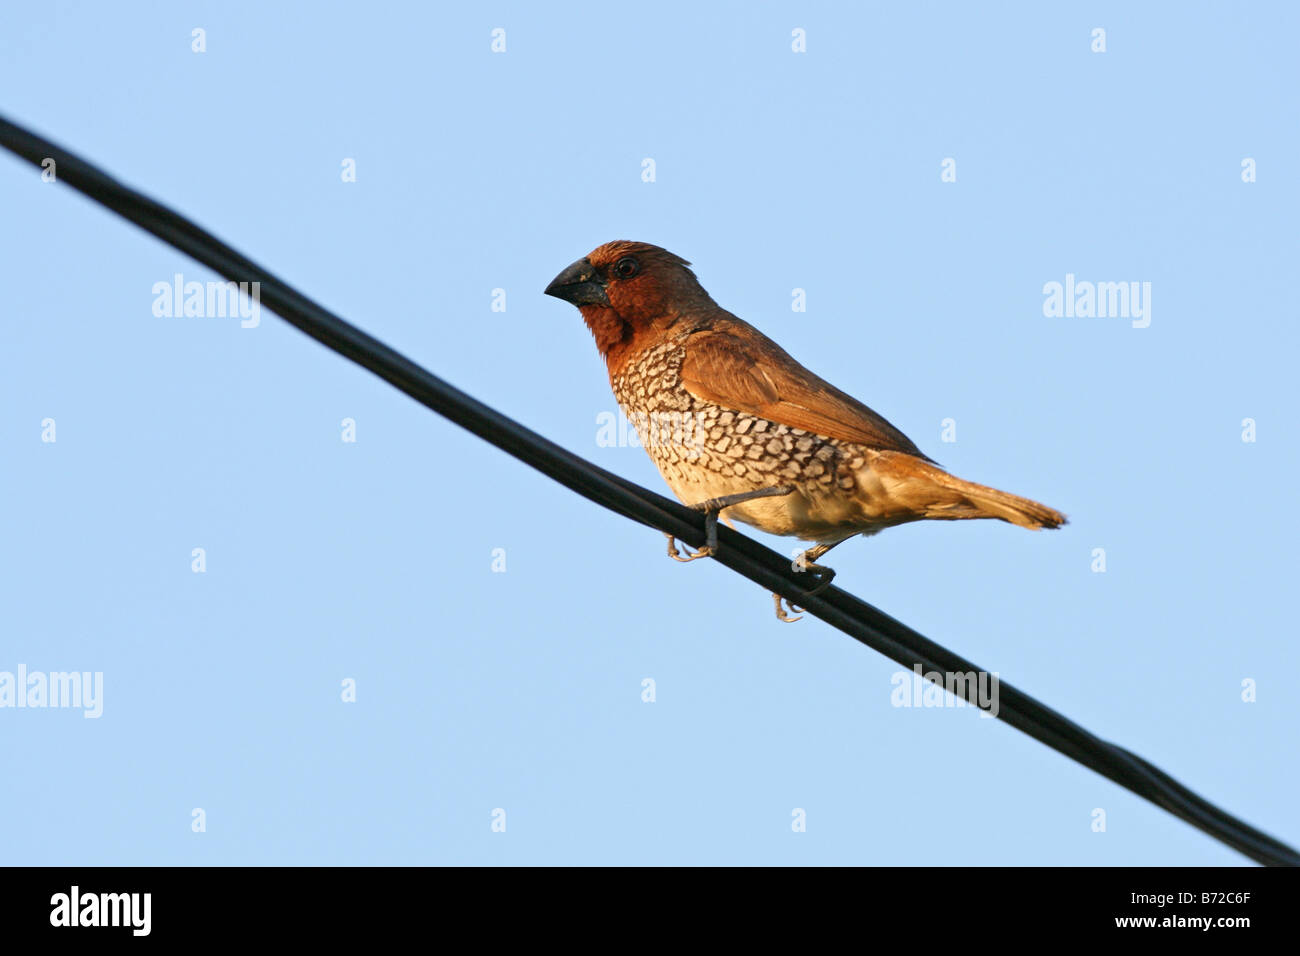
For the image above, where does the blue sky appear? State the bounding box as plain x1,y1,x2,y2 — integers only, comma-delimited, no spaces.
1,2,1296,865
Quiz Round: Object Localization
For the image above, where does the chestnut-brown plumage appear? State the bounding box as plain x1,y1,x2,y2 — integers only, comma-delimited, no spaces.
545,241,1064,604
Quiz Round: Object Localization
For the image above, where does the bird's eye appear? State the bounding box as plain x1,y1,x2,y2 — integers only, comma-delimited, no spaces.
613,256,639,279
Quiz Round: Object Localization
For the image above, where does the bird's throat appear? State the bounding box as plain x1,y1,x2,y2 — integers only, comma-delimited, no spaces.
580,305,637,373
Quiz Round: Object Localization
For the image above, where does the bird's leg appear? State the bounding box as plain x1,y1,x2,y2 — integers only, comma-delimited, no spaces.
666,484,796,562
791,541,841,594
773,540,847,623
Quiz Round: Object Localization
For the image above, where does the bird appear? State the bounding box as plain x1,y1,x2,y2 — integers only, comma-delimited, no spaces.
544,240,1066,621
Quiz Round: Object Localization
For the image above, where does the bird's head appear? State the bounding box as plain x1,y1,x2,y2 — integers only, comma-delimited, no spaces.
544,241,713,362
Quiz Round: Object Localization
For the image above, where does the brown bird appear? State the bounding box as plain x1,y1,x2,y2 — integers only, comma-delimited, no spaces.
545,241,1066,620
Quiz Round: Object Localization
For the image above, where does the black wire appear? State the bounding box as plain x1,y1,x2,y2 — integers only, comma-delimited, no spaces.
2,112,1295,867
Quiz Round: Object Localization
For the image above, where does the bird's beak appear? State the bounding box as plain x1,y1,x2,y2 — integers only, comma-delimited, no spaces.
544,257,610,307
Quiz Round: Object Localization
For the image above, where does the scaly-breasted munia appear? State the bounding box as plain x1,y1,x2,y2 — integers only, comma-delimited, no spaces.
545,241,1065,620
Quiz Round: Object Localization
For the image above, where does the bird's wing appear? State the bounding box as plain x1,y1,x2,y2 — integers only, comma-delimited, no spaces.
678,327,933,460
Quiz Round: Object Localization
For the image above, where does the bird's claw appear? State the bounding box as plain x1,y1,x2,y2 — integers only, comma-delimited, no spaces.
773,552,837,621
774,593,804,623
666,488,792,565
666,533,712,562
794,560,836,596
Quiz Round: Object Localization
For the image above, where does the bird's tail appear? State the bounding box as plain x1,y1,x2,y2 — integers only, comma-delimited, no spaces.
874,452,1067,530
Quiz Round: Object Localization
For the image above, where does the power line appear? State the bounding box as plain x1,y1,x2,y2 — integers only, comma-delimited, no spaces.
2,113,1294,867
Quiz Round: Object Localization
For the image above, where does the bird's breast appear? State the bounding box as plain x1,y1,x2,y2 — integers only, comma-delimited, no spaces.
610,338,889,542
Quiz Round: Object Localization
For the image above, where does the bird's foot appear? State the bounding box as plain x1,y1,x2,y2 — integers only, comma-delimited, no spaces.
772,546,839,622
773,593,805,623
664,485,796,564
666,532,712,562
793,557,836,596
